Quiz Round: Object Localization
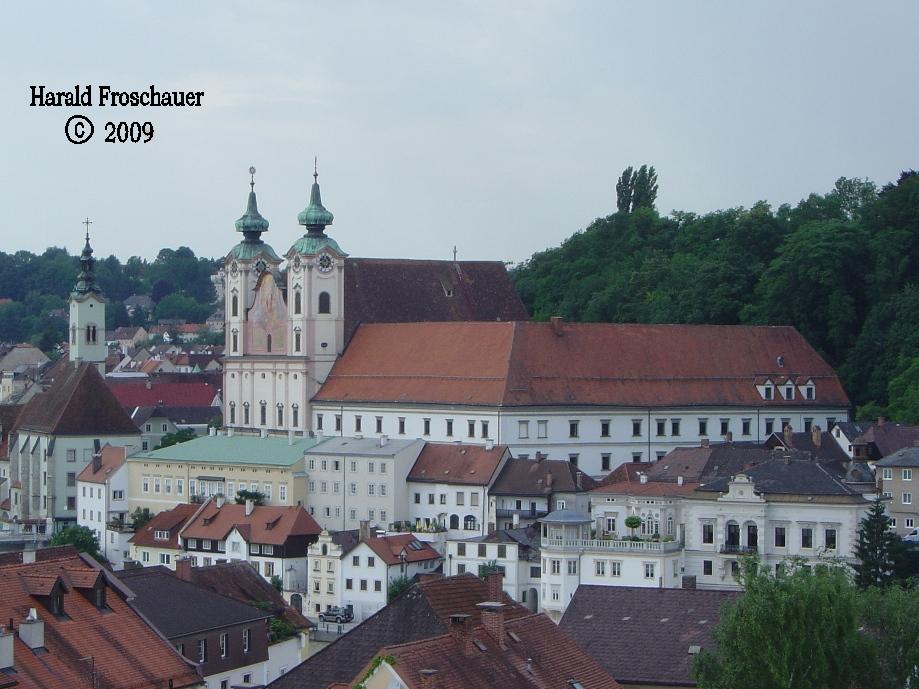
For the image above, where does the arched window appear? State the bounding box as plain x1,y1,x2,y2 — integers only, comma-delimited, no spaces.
321,544,328,556
243,402,250,425
229,401,236,424
464,515,478,531
292,404,299,428
70,325,76,345
231,329,239,353
86,325,97,343
231,293,239,317
294,290,302,315
260,403,267,426
318,291,331,314
277,404,284,426
266,333,272,353
290,593,303,613
449,514,460,530
294,328,301,352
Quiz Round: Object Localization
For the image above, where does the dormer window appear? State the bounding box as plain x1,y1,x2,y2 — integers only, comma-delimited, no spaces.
784,386,794,400
154,529,170,540
94,585,106,610
805,386,814,400
763,386,773,400
50,590,64,616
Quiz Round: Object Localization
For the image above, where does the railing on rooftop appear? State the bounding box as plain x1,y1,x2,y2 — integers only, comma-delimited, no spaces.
541,537,683,553
495,508,547,519
719,544,758,555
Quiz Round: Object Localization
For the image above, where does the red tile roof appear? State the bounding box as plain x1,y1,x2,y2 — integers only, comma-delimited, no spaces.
490,458,598,496
343,258,529,343
107,379,220,409
76,444,127,483
129,503,202,550
14,362,140,436
359,612,622,689
591,479,701,496
315,321,849,408
0,551,202,689
408,443,508,486
365,534,441,566
181,500,321,546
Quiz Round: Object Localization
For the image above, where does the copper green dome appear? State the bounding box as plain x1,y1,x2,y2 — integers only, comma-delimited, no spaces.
288,235,346,257
297,169,334,236
228,169,279,263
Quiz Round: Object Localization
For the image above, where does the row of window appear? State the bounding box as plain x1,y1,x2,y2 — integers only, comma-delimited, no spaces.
308,480,388,497
309,505,389,523
881,468,913,481
308,458,389,474
229,289,330,319
699,523,838,550
881,491,913,505
228,401,300,428
316,414,492,439
414,491,481,507
456,543,508,559
759,382,816,401
140,477,287,502
180,627,251,664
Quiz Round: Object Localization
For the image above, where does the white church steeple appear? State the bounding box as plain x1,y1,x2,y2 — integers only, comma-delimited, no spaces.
68,220,107,374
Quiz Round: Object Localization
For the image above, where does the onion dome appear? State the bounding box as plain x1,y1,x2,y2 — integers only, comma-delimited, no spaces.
72,227,103,297
297,162,334,237
228,167,281,262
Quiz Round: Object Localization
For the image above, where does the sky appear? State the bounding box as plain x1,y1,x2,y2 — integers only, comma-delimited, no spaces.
1,1,917,266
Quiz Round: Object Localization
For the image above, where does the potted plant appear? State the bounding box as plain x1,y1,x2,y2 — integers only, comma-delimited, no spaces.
625,515,641,538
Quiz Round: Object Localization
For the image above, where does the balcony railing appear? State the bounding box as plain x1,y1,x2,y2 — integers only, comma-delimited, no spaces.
496,508,547,519
719,543,758,555
541,538,683,553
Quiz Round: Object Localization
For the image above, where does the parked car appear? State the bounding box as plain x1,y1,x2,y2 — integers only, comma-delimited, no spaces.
904,528,919,543
318,605,353,623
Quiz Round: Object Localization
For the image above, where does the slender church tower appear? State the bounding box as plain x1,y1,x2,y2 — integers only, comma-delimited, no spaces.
69,226,107,375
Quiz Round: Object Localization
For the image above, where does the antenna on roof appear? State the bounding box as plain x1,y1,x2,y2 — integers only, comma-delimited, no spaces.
453,245,458,263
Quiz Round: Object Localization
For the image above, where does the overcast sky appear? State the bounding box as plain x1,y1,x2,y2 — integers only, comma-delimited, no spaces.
1,1,916,266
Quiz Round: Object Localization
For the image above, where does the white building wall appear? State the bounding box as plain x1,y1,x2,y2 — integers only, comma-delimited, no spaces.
407,482,489,538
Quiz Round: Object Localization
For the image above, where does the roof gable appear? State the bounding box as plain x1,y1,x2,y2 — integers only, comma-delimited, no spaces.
408,443,508,486
15,362,140,436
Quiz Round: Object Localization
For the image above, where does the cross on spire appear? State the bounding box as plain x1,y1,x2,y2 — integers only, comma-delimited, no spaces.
313,156,318,182
249,165,256,191
83,217,92,241
453,246,458,262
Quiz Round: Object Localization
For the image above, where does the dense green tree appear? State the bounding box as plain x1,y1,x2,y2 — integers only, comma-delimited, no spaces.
853,498,899,588
631,164,658,211
886,357,919,424
693,561,873,689
49,525,102,560
387,575,413,603
154,293,212,323
155,428,197,449
235,489,266,505
130,507,153,530
860,585,919,689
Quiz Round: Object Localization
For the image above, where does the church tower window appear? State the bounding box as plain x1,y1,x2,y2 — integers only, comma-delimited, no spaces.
267,333,272,353
231,293,239,317
231,329,239,353
260,403,267,426
292,404,299,428
277,404,284,426
294,328,302,352
318,292,331,314
294,290,302,315
71,325,76,345
229,402,236,424
86,325,97,343
243,402,250,425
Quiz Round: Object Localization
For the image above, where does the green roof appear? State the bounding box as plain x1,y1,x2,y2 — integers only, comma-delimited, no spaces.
228,240,282,262
128,434,321,467
297,174,334,229
288,235,346,257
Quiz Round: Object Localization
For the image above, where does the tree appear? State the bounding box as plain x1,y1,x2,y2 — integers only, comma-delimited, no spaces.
861,585,919,688
235,489,265,506
49,525,101,560
155,428,198,450
615,164,658,213
130,507,153,530
853,497,899,588
387,575,413,603
886,356,919,424
624,515,641,537
693,560,873,689
616,166,634,213
478,560,503,579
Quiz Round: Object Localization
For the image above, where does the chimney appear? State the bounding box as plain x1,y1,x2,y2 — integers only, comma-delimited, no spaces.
419,669,439,689
0,627,11,670
677,475,684,486
18,609,43,651
448,613,474,656
379,434,389,447
576,471,583,490
700,438,710,448
216,494,226,508
783,424,793,445
22,544,36,565
175,556,193,582
724,431,732,442
877,417,886,427
639,473,648,484
546,471,554,489
485,438,494,451
486,571,504,602
550,316,564,336
92,451,102,474
478,602,506,649
359,520,371,542
245,499,254,517
681,575,697,589
811,425,822,448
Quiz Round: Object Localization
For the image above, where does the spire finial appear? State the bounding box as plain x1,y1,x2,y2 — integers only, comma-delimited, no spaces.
249,165,256,192
83,217,92,244
313,157,318,182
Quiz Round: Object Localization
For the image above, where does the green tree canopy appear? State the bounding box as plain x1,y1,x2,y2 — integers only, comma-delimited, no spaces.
853,498,900,588
155,428,198,450
49,525,102,560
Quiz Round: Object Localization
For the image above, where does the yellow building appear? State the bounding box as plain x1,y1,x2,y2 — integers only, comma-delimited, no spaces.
126,431,320,514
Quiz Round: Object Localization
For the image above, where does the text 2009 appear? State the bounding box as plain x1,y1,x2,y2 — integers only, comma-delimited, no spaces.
104,121,154,143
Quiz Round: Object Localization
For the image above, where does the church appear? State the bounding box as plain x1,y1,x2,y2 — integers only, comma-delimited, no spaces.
221,167,528,436
222,167,850,476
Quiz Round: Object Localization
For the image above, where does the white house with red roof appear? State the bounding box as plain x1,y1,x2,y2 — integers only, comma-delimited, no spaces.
76,444,131,567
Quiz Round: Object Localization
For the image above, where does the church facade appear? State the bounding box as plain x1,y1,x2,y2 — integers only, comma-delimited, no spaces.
220,168,527,437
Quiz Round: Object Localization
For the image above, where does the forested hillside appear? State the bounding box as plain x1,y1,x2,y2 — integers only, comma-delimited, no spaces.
0,247,219,351
513,171,919,421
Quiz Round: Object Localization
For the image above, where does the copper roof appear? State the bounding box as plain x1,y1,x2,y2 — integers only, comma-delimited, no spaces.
0,551,201,689
76,444,127,484
315,321,849,408
408,443,508,486
14,362,140,436
181,501,321,545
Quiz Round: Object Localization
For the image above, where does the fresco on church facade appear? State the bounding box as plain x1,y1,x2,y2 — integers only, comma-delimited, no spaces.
246,271,287,354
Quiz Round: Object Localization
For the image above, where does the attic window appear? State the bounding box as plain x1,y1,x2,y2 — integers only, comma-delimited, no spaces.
763,386,773,400
154,529,170,540
473,639,487,652
50,591,64,617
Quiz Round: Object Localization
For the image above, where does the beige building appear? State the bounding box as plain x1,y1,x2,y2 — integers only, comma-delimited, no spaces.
126,431,320,513
876,445,919,535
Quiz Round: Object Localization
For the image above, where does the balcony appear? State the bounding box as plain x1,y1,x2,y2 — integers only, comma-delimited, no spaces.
496,508,548,519
719,543,758,555
542,537,683,553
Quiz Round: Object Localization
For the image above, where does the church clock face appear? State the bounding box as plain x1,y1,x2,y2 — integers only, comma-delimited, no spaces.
317,253,333,273
254,259,267,275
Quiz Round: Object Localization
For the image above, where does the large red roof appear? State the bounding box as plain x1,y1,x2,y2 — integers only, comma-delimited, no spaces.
181,500,321,546
108,380,220,408
315,321,849,408
0,551,201,689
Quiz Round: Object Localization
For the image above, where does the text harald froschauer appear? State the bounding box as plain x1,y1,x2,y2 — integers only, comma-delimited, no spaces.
30,84,204,107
